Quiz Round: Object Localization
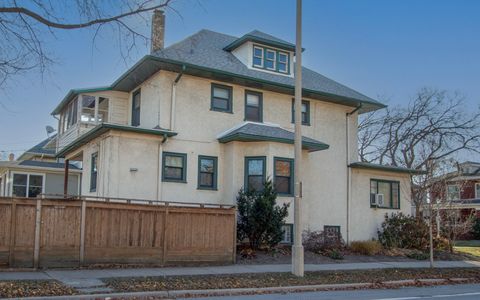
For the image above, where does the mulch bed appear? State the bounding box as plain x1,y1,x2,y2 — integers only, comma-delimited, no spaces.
0,280,76,298
105,268,480,293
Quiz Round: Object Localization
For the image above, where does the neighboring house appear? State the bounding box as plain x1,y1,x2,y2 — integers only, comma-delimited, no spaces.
0,135,81,198
50,10,421,243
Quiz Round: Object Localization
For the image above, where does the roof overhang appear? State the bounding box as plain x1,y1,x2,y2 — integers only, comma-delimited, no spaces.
223,35,302,52
56,123,177,158
0,161,82,173
349,162,426,175
51,86,112,115
111,55,385,113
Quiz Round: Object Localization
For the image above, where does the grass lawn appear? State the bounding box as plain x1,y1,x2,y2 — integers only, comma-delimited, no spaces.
454,240,480,257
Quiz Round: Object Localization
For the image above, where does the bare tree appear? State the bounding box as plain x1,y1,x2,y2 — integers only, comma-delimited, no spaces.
0,0,173,88
358,88,480,215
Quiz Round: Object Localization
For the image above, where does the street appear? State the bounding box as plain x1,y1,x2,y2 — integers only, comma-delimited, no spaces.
186,284,480,300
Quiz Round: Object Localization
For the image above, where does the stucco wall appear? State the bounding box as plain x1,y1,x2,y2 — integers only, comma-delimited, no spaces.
350,168,412,241
45,173,80,195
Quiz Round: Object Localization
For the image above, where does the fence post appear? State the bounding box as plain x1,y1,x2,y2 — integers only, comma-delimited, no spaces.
79,200,86,266
8,200,17,267
33,199,42,269
162,203,169,265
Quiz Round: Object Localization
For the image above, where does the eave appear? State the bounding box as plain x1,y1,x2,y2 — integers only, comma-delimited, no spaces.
349,162,426,175
223,35,302,52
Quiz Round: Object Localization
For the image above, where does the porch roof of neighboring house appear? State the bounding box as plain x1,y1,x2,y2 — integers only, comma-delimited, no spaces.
0,160,82,173
55,123,178,158
217,122,329,152
349,162,426,175
53,30,386,115
17,134,57,161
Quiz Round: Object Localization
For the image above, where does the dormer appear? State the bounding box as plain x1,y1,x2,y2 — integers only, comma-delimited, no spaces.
224,30,298,77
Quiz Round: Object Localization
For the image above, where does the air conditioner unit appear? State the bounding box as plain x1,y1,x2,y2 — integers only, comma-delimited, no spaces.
376,194,385,207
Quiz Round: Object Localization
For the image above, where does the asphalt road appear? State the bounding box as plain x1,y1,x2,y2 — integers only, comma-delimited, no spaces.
185,284,480,300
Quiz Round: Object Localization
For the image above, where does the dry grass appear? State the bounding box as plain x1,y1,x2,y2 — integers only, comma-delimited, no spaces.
349,240,383,256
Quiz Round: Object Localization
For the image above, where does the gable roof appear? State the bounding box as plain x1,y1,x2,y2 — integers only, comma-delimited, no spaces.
217,122,329,152
223,30,297,52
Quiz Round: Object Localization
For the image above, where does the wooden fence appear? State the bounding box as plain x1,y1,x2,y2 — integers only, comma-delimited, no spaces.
0,197,236,268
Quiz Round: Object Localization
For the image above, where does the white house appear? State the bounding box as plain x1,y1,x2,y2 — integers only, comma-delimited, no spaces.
51,11,421,243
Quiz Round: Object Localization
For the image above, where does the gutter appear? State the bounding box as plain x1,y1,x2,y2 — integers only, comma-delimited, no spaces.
170,65,186,130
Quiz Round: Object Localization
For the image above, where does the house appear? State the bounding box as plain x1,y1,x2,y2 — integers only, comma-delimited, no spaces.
0,135,81,198
51,10,421,243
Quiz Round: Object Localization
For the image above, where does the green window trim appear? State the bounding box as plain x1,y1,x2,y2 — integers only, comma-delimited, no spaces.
244,156,267,192
90,152,98,192
370,179,400,209
244,90,263,122
162,152,187,183
197,155,218,190
211,83,233,113
291,99,311,126
280,224,293,244
252,44,290,74
273,157,294,197
131,89,141,127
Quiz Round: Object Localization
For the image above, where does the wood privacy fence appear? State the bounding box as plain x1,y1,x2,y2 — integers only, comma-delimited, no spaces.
0,197,236,268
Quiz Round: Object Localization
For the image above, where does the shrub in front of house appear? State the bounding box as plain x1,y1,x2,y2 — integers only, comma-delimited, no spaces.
349,240,383,256
236,179,289,250
302,230,345,259
377,212,429,250
472,217,480,240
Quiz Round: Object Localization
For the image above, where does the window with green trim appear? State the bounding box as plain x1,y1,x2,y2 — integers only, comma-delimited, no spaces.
198,155,218,190
162,152,187,183
131,89,141,127
274,157,294,196
211,84,233,113
370,179,400,209
245,90,263,122
252,45,290,74
291,99,310,125
90,152,98,192
245,156,266,192
281,224,293,244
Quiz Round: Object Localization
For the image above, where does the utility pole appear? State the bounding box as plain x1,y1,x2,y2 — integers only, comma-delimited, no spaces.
292,0,304,277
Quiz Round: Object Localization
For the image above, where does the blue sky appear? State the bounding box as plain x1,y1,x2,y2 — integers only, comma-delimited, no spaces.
0,0,479,160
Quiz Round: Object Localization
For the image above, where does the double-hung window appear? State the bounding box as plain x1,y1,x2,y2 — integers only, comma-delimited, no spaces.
370,179,400,209
211,84,233,113
252,45,290,74
132,89,141,126
12,173,43,198
274,157,294,196
245,157,266,192
163,152,187,182
253,46,263,67
265,49,276,70
277,52,288,73
447,184,460,201
291,100,310,125
245,90,263,122
198,156,218,190
90,153,98,192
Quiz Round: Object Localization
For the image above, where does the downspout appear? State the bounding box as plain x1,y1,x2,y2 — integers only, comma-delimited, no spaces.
156,134,169,201
170,65,186,131
346,104,362,244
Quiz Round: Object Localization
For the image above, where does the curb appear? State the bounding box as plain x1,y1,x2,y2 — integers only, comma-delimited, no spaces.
19,277,477,300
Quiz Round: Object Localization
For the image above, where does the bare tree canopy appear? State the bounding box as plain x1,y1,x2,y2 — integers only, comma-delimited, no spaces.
0,0,172,88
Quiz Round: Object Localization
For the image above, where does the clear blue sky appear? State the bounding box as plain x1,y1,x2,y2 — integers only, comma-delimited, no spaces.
0,0,479,160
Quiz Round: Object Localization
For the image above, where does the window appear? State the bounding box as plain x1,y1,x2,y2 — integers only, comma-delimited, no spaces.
211,84,233,113
81,95,96,122
244,90,263,122
252,45,290,74
370,179,400,209
245,156,266,192
476,183,480,199
274,157,294,196
447,184,460,201
281,224,293,244
197,156,218,190
12,173,43,198
162,152,187,182
132,90,141,126
291,100,310,125
61,97,78,133
90,153,98,192
98,97,109,123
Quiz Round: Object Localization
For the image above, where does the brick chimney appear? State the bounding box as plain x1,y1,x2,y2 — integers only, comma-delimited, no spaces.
151,10,165,54
8,153,14,161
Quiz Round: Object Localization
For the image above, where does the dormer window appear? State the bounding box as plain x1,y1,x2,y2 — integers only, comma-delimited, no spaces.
252,45,290,74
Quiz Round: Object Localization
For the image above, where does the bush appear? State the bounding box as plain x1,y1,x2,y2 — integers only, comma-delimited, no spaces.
303,230,345,258
350,240,383,256
236,179,289,250
377,213,429,251
472,217,480,240
406,250,429,260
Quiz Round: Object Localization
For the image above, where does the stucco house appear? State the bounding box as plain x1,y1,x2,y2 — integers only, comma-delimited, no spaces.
51,11,421,243
0,135,81,198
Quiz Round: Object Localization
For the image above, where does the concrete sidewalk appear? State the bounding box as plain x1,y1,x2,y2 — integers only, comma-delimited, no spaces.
1,260,479,294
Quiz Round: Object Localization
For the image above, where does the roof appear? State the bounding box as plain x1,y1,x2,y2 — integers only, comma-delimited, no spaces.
18,135,57,160
0,160,81,172
349,162,426,175
55,29,385,115
223,30,297,52
56,123,177,158
217,122,329,152
52,86,112,115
